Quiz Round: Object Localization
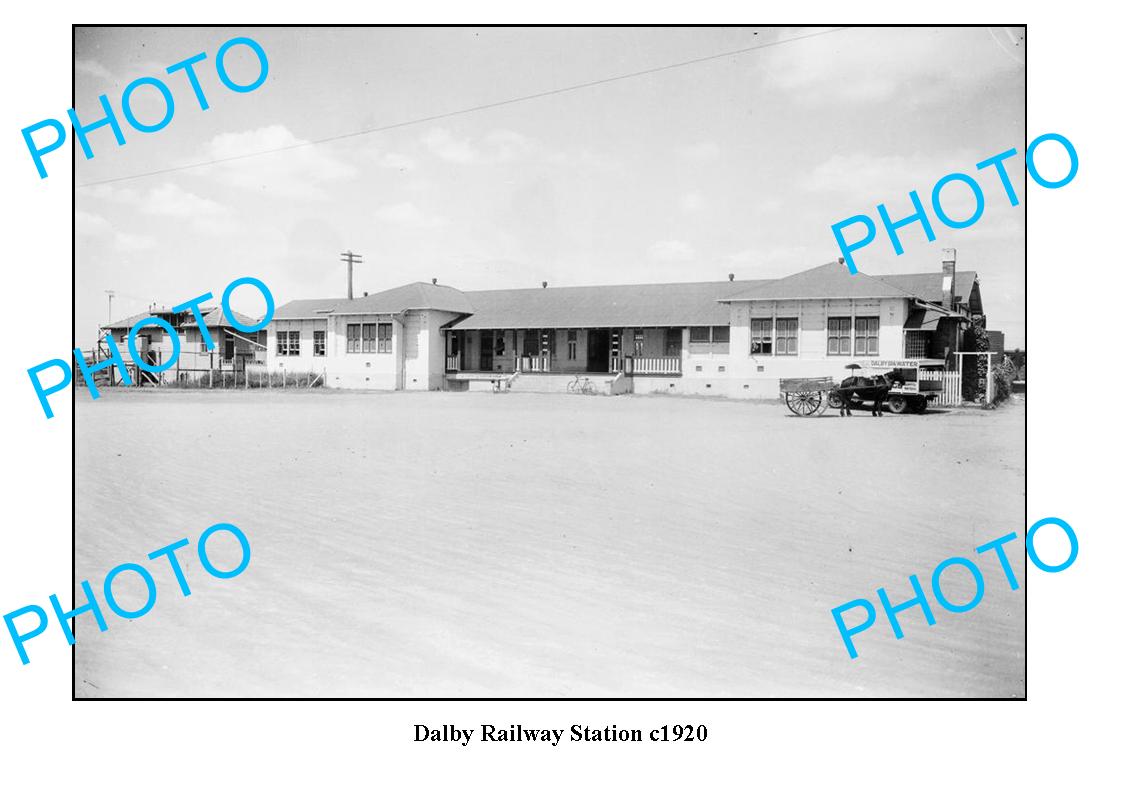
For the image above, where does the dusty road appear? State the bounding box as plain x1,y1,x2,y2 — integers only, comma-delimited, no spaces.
75,389,1025,697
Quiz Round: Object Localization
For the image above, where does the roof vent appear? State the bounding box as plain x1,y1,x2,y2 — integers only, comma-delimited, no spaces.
363,292,368,297
542,281,548,289
432,278,438,285
728,273,734,281
838,257,845,265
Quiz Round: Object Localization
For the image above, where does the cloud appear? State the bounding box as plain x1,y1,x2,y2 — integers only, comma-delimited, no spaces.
648,240,695,262
679,191,705,214
198,125,356,199
801,151,982,208
80,181,233,234
677,141,721,163
373,202,445,228
423,128,479,164
75,60,116,83
76,210,155,252
422,127,540,164
763,27,1023,107
144,183,227,218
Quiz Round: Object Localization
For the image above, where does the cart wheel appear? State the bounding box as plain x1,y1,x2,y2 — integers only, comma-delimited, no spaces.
827,392,844,410
785,390,824,416
887,396,909,414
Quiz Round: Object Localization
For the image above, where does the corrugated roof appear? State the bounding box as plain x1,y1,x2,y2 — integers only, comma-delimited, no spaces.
102,308,179,330
722,262,917,302
334,282,475,316
904,308,944,330
447,280,769,330
273,298,341,319
880,271,978,305
182,306,261,330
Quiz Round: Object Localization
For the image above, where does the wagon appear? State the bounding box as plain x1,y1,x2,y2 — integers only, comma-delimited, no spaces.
779,377,836,416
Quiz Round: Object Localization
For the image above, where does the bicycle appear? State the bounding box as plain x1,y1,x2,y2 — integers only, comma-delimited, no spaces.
566,375,597,394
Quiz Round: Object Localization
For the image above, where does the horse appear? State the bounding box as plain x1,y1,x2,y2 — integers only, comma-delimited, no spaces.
836,369,904,417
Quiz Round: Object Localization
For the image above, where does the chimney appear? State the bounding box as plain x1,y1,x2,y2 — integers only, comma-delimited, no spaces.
363,291,368,297
432,278,438,285
542,281,548,289
941,248,957,309
728,273,735,282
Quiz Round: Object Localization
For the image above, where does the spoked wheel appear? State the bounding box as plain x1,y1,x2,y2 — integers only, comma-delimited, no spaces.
887,396,909,414
785,390,825,417
827,392,844,410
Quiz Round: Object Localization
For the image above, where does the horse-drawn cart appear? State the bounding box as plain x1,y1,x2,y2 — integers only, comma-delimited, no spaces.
779,377,836,416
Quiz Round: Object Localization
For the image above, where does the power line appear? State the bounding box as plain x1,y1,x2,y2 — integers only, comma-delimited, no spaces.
77,27,849,189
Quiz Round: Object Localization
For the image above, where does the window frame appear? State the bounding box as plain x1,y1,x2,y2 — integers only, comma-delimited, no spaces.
376,323,392,354
854,316,879,356
346,324,361,353
775,317,798,356
313,330,326,357
827,317,852,356
750,318,773,356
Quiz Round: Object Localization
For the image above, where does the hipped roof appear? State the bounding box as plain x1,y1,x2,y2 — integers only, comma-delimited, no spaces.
447,280,767,330
722,262,917,302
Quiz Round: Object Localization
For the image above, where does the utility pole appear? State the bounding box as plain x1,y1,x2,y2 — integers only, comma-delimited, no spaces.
340,250,363,299
105,289,115,324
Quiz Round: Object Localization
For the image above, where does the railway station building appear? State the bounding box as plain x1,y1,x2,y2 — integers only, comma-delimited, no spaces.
266,249,985,398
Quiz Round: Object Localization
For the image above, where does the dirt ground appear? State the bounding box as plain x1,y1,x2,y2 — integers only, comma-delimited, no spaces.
74,389,1026,697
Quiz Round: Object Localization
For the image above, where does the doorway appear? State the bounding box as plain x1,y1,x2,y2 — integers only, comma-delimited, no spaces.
587,328,610,372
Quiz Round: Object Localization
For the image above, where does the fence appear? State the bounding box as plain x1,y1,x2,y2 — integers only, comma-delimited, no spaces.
610,356,682,374
921,370,962,406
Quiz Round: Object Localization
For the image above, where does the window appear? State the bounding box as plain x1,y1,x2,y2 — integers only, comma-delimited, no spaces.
276,330,300,356
775,318,798,356
494,331,506,357
567,330,577,360
633,329,645,356
828,317,852,356
750,319,773,355
689,326,711,343
313,330,325,356
348,322,392,354
854,317,879,356
712,325,730,343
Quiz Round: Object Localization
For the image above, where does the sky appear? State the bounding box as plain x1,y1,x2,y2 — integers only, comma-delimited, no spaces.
72,26,1026,347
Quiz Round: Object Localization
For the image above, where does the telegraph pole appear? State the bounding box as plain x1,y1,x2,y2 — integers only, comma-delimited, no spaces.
340,250,363,299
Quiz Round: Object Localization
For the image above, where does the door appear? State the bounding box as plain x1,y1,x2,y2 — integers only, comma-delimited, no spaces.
587,329,610,372
480,330,494,371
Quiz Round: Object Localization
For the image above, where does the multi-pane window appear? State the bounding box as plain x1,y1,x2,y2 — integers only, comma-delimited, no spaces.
313,330,325,356
347,322,391,353
827,317,852,356
689,326,730,344
854,317,879,356
567,330,577,360
775,318,798,356
276,330,300,356
633,329,645,356
750,319,773,355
